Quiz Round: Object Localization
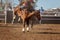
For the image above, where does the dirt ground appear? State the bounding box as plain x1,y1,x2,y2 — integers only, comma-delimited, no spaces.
0,24,60,40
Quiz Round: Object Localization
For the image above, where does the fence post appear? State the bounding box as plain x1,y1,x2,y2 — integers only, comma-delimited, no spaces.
4,5,7,24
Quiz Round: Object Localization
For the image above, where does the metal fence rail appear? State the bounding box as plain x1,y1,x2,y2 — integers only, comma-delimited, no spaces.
0,10,6,24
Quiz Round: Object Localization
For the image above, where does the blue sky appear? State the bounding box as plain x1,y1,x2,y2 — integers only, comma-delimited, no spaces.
13,0,60,10
36,0,60,10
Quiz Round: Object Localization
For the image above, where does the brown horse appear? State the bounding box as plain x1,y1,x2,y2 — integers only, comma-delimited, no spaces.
13,6,41,32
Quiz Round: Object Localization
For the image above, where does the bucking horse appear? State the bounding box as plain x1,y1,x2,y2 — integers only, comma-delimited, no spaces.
12,4,41,32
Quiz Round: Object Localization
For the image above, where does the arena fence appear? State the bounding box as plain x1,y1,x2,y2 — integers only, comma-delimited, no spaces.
0,10,13,24
0,9,60,24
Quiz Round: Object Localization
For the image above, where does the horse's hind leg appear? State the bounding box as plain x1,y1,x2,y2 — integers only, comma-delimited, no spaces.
30,17,34,29
13,14,19,23
31,20,33,28
12,15,16,24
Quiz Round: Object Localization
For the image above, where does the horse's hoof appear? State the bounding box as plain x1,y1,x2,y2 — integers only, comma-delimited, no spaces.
22,28,25,32
26,27,29,32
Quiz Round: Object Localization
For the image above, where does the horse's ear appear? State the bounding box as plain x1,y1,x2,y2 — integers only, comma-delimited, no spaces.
20,2,24,5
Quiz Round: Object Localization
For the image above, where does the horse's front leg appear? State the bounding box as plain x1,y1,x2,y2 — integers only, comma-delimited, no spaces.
26,20,29,32
22,20,25,32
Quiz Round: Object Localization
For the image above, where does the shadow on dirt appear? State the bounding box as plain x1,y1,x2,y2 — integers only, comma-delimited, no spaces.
31,32,60,34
